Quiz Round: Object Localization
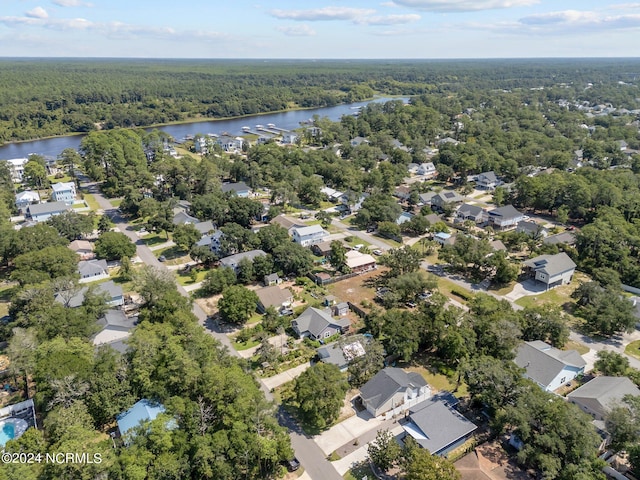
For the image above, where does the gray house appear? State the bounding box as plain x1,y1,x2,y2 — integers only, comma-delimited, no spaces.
402,393,477,457
568,376,640,421
431,190,464,210
291,307,350,341
317,336,370,372
523,252,576,289
455,204,486,224
55,280,124,309
219,250,267,273
26,201,71,223
93,309,137,347
359,367,429,417
475,171,500,190
221,182,251,198
514,340,586,392
516,220,548,238
255,286,293,313
78,259,109,283
487,205,524,229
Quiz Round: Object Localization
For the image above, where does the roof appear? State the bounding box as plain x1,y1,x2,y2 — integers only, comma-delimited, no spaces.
345,250,376,269
98,280,124,299
256,286,293,309
15,190,40,202
458,204,484,218
404,396,477,455
435,190,463,203
490,240,507,252
523,252,576,277
489,205,523,220
317,339,367,370
419,192,437,204
96,309,134,330
172,211,201,225
78,259,108,277
293,224,328,237
117,399,165,437
193,220,214,234
543,232,576,246
514,341,586,388
264,273,280,282
219,249,267,267
55,280,123,308
360,367,427,411
477,171,498,183
27,201,70,216
68,240,94,252
51,181,75,192
312,240,333,254
568,376,640,418
270,215,303,231
221,182,250,194
292,307,350,338
517,220,545,234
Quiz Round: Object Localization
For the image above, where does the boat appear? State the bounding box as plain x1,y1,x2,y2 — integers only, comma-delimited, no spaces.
267,123,276,128
241,126,251,132
256,124,264,129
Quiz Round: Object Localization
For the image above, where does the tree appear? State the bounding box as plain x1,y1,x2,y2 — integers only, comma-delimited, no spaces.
199,266,236,296
58,147,82,178
401,437,460,480
189,244,218,266
402,214,430,235
217,285,259,324
23,157,48,192
327,240,348,274
606,395,640,450
491,250,519,285
594,350,630,377
315,210,333,229
368,429,402,471
348,338,385,387
257,224,290,253
294,363,349,430
119,255,134,281
47,211,95,241
10,245,79,285
380,246,422,277
377,221,401,239
94,231,136,260
256,337,279,368
272,242,314,276
97,214,114,234
236,257,255,284
173,222,202,250
387,270,437,303
517,305,569,348
463,355,525,411
572,282,636,336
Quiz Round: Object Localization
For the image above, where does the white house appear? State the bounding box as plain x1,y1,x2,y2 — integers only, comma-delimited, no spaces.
216,135,244,153
487,205,525,229
523,252,576,289
281,132,298,145
219,250,267,273
15,190,40,212
291,224,329,247
514,340,586,392
475,171,500,190
51,181,76,204
4,158,28,182
77,259,109,283
359,367,430,417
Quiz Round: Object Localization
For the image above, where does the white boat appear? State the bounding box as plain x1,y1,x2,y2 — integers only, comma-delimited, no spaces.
256,124,264,129
242,126,251,132
267,123,276,128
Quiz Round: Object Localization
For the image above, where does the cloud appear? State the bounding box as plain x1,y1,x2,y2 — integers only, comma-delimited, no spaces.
519,10,640,31
53,0,93,6
391,0,538,12
270,6,375,21
276,25,316,36
355,14,421,25
26,7,49,19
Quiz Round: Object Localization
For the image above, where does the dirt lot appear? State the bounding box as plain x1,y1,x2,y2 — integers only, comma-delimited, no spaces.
326,267,387,308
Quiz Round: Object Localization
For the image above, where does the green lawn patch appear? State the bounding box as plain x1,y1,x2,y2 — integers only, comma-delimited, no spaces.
154,245,187,259
0,302,9,318
50,175,73,184
344,462,375,480
233,337,261,351
625,340,640,361
437,277,473,305
141,233,169,247
372,234,402,248
110,198,123,207
176,269,207,286
343,236,371,248
564,340,590,356
82,193,101,211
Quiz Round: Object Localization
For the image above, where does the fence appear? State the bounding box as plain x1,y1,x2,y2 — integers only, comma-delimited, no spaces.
308,271,360,286
382,393,431,421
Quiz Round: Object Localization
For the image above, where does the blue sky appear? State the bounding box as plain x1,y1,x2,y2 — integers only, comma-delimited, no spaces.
0,1,639,58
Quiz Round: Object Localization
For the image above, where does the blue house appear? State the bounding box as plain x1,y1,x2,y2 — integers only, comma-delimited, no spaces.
116,399,166,444
51,181,76,204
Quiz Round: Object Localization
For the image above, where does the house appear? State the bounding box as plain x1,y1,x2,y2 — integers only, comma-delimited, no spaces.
77,259,109,283
514,340,586,392
216,135,244,153
396,212,414,225
418,162,437,177
4,158,29,182
455,204,486,224
543,231,576,246
345,250,376,274
93,309,137,347
15,190,40,212
418,192,437,206
51,181,76,204
270,214,303,233
567,376,640,421
436,137,459,146
291,224,329,247
26,201,71,223
317,336,369,372
291,307,350,341
359,367,429,417
172,211,201,226
264,273,282,286
402,393,478,457
431,190,464,210
68,240,95,260
434,232,455,246
116,399,166,444
341,192,368,213
332,302,349,316
516,220,548,238
321,186,345,202
193,220,214,235
281,132,298,145
475,171,500,190
350,136,370,147
196,229,224,253
221,182,251,198
311,241,333,257
55,280,124,308
394,186,412,201
523,252,576,289
487,205,525,229
490,239,507,252
255,286,293,313
219,250,267,273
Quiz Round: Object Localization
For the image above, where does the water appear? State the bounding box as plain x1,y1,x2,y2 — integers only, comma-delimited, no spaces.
0,421,16,446
0,97,406,159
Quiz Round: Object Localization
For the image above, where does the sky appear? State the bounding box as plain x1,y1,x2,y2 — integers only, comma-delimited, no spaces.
0,0,639,58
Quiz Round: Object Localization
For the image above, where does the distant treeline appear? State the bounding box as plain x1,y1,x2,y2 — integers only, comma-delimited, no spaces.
1,58,640,143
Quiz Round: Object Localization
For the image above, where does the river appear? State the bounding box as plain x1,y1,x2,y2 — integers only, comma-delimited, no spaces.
0,97,406,159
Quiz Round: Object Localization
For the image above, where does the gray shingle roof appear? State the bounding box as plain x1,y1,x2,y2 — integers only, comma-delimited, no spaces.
523,252,576,277
255,286,292,310
78,259,108,277
488,204,522,220
292,307,350,338
219,250,267,268
97,309,136,331
27,201,70,216
359,367,427,411
405,396,477,455
514,341,585,388
457,204,484,218
567,376,640,419
543,232,576,246
221,182,250,194
172,211,201,225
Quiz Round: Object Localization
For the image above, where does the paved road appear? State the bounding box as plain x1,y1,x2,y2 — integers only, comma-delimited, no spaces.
82,178,340,480
330,218,393,251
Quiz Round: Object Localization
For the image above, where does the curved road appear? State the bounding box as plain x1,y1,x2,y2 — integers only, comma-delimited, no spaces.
83,178,341,480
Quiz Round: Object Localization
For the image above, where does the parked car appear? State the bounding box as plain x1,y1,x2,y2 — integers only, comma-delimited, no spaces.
286,458,300,472
158,255,166,262
372,249,383,256
366,226,376,233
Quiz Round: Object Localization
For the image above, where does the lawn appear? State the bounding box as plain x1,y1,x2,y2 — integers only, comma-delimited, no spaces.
372,234,402,248
176,269,207,286
437,277,474,305
50,175,73,184
344,462,375,480
233,337,261,351
625,340,640,360
514,272,589,309
141,232,170,247
0,302,8,318
342,236,371,249
326,268,382,308
405,361,468,398
564,340,590,355
82,193,101,211
110,198,123,207
154,245,188,262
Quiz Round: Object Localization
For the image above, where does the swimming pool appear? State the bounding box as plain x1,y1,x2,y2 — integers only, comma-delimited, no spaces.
0,417,29,446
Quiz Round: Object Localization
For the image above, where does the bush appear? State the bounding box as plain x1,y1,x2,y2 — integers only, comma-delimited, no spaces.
451,288,473,301
303,337,322,349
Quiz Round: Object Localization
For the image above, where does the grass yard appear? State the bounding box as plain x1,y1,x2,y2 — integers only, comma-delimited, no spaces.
154,245,190,266
82,193,101,211
233,337,261,351
514,272,589,309
564,340,590,356
405,362,468,397
372,234,402,248
342,236,371,248
50,175,73,183
0,302,8,318
437,277,474,304
490,282,516,296
326,268,382,307
141,232,170,247
344,463,375,480
176,269,207,286
625,340,640,360
110,198,123,207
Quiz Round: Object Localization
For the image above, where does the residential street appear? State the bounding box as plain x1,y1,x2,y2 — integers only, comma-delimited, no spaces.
80,177,342,480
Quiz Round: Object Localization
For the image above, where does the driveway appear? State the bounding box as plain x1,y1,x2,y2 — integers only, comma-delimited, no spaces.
262,362,311,390
503,279,546,302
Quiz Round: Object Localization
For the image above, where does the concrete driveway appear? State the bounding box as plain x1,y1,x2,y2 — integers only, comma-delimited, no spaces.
503,279,547,302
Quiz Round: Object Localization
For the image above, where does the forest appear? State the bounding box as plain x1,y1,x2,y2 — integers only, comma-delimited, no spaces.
1,58,640,143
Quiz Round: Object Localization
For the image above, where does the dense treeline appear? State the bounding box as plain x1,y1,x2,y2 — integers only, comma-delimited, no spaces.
2,58,640,142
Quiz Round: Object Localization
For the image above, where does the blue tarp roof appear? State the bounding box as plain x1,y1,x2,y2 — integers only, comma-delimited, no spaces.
116,399,165,436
